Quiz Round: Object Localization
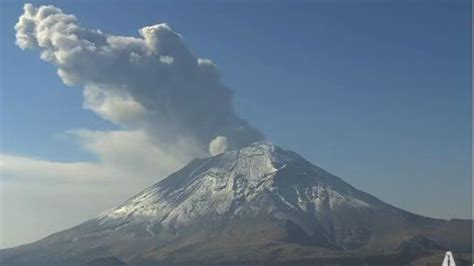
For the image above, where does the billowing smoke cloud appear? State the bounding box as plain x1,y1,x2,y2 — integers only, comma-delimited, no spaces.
15,3,263,157
5,3,266,248
209,136,229,156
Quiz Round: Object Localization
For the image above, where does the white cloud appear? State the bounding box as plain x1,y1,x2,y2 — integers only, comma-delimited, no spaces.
0,154,114,184
70,129,194,179
0,129,189,248
1,129,189,186
209,136,229,156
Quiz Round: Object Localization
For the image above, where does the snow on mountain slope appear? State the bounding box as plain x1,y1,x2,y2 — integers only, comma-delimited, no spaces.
94,142,380,234
1,142,471,266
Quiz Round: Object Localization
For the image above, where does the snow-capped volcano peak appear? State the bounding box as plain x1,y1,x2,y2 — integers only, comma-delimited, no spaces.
97,142,284,222
96,141,378,237
3,142,471,266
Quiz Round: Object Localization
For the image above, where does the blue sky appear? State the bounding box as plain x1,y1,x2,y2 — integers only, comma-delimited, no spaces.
0,0,471,247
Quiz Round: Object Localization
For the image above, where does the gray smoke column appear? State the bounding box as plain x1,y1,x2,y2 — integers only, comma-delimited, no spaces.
15,4,263,154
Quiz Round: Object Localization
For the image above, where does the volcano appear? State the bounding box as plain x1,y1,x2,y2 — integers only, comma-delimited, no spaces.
1,142,471,265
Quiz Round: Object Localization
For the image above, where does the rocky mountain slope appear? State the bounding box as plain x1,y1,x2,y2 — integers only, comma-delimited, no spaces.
1,142,471,265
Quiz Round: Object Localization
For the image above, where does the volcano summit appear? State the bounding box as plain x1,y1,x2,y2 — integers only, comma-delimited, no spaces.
0,143,471,265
